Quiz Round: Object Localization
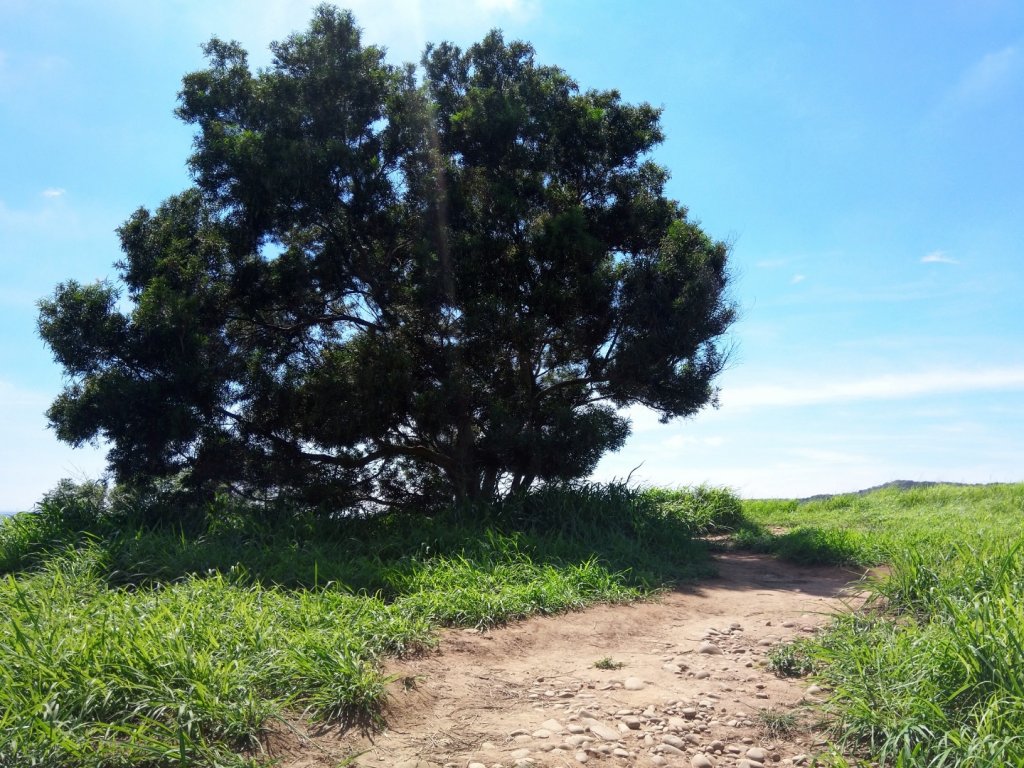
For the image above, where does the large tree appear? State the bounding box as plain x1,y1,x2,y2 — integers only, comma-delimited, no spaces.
39,6,734,510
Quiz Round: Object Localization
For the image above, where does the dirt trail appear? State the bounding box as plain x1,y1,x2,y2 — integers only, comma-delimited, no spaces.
267,553,864,768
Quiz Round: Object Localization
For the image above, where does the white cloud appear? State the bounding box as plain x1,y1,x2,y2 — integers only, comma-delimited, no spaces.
755,258,788,269
721,367,1024,410
0,197,86,239
0,379,108,512
921,250,958,264
41,187,66,198
790,273,806,284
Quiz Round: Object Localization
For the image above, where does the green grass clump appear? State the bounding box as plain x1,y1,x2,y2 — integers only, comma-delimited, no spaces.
745,483,1024,767
766,638,818,678
0,545,431,767
757,708,800,739
810,541,1024,766
0,480,732,767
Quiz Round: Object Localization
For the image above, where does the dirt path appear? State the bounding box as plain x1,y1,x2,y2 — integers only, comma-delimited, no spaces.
267,553,864,768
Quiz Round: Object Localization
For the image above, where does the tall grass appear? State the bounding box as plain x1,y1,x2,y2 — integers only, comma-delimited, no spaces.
748,483,1024,767
0,480,735,767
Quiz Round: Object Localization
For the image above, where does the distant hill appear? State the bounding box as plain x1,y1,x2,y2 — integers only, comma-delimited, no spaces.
799,480,983,503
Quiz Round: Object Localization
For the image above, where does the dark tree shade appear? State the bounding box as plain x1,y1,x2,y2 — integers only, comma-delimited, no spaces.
39,6,734,510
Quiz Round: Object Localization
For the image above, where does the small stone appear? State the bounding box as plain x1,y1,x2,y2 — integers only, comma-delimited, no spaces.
511,748,532,759
541,718,564,732
622,716,642,730
613,748,630,757
746,747,768,762
588,723,621,741
510,729,529,737
469,764,487,768
660,744,686,757
651,757,668,767
691,754,716,768
791,754,808,765
662,735,686,749
681,707,698,719
567,724,586,734
532,729,551,739
698,641,723,655
623,677,646,690
806,685,823,695
662,663,682,673
695,670,711,679
738,761,764,768
575,751,589,764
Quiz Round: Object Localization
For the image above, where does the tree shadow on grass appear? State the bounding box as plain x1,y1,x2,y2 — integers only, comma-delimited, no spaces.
1,482,722,601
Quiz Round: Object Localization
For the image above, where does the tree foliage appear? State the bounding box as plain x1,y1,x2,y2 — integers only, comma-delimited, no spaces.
39,6,734,511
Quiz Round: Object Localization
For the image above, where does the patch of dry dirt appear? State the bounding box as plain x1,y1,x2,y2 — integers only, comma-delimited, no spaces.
262,553,865,768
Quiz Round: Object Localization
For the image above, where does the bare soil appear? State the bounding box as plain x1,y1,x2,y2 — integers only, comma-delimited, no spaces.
263,553,865,768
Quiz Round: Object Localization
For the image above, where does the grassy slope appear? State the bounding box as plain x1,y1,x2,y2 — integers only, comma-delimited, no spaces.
745,482,1024,767
0,482,734,768
737,482,1024,566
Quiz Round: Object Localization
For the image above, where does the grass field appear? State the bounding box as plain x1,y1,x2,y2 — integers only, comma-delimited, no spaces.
745,482,1024,767
3,480,1023,767
0,481,735,767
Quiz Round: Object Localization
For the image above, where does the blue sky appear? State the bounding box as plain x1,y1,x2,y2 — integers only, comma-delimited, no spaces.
2,0,1022,510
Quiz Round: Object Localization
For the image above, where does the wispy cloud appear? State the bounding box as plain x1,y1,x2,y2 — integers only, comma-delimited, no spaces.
722,367,1024,410
755,258,788,269
921,250,958,264
661,434,727,449
790,273,806,284
0,48,69,94
953,45,1020,104
41,187,66,198
153,0,542,68
936,44,1022,118
0,379,108,511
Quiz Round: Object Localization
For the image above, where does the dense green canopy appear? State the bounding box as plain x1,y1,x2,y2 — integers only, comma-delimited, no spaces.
39,6,734,510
